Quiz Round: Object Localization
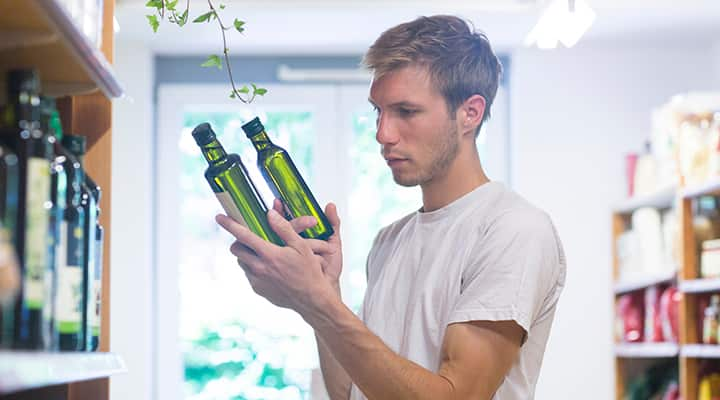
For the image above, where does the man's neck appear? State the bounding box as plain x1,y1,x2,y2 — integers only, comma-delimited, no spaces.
420,147,489,213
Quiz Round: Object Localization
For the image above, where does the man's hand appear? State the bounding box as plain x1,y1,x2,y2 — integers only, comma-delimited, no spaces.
215,204,340,316
273,199,343,293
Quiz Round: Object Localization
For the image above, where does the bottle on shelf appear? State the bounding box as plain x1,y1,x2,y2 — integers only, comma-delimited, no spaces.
703,294,720,345
0,123,20,348
62,134,97,351
192,122,283,245
0,69,56,350
47,111,86,351
86,174,102,351
41,97,68,351
241,117,333,241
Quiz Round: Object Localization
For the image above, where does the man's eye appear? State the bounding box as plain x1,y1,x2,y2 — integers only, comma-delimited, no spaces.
398,108,416,116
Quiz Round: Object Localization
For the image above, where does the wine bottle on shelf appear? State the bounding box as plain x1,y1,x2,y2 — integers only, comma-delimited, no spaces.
241,117,333,241
62,134,96,351
0,131,19,349
41,97,67,350
192,123,283,245
86,174,101,351
0,69,55,350
48,112,86,351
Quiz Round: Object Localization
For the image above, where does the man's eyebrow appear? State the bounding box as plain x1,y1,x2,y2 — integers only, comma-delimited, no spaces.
367,99,422,109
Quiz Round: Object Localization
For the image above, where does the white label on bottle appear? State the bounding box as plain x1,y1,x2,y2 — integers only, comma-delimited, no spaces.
215,191,250,229
24,158,51,309
55,221,83,332
91,236,102,333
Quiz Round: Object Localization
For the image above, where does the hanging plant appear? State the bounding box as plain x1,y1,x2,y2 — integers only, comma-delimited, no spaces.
145,0,268,103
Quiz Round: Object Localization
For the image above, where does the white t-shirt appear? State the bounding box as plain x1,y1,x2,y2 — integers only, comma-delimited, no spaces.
349,182,566,400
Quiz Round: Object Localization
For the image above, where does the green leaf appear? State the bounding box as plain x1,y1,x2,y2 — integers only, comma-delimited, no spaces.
219,4,226,9
200,55,222,69
193,11,214,23
253,87,267,96
229,91,236,99
146,14,160,32
145,0,163,9
178,9,188,26
238,86,250,94
233,18,245,33
166,0,178,11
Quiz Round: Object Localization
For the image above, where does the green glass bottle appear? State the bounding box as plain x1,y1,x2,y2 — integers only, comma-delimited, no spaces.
86,175,102,351
192,123,283,246
241,117,333,241
53,128,86,351
0,69,54,350
41,97,66,350
62,134,95,351
0,132,19,349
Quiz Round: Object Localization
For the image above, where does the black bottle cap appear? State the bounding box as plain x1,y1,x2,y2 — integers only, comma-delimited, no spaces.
7,69,40,95
62,134,87,156
192,122,217,146
241,117,265,138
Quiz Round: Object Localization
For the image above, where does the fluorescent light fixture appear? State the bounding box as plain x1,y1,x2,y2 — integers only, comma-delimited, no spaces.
524,0,596,49
277,65,371,82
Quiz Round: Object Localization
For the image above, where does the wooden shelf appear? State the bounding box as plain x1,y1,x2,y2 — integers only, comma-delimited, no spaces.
0,0,123,98
681,344,720,359
679,278,720,293
613,186,677,214
0,352,125,395
682,178,720,199
615,342,679,358
614,271,677,294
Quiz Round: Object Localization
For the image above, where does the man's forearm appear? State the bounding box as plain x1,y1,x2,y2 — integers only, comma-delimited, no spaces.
304,292,455,400
316,332,352,400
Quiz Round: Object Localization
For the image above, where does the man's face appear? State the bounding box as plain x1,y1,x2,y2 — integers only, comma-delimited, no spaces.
369,65,460,188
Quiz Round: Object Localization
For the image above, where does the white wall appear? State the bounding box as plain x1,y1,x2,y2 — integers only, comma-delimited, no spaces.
511,42,719,399
110,39,154,400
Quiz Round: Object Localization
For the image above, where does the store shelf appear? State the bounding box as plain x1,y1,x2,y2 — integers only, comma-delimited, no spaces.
0,0,123,98
614,271,677,294
679,278,720,293
0,351,125,394
682,178,720,199
681,344,720,359
613,186,677,214
615,342,679,358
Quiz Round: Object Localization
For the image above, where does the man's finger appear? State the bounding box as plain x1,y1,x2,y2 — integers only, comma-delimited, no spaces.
325,203,341,240
230,241,266,275
216,214,275,260
306,238,332,255
266,209,304,250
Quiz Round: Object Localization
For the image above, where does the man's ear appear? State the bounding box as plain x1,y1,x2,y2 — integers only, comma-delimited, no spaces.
458,94,487,135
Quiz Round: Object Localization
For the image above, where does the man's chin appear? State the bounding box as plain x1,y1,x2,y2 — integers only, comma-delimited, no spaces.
392,173,421,187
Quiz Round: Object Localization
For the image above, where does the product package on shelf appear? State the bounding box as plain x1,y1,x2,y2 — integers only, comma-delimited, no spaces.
623,361,679,400
617,291,645,343
656,92,720,188
616,207,679,281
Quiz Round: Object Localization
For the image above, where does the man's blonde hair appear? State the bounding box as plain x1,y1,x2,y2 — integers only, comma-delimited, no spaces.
363,15,502,133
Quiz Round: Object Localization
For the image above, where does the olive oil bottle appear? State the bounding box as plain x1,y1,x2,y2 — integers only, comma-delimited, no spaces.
241,117,333,240
192,123,282,245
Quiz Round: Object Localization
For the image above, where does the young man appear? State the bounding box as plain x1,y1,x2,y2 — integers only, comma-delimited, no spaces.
216,15,566,400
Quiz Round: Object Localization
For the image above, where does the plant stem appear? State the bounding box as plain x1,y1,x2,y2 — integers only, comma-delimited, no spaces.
207,0,254,103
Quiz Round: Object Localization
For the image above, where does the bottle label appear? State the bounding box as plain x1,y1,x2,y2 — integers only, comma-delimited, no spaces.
215,191,250,229
55,221,83,333
90,235,103,335
23,158,51,309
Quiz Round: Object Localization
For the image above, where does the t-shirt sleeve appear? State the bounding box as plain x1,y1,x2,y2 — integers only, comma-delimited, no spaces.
449,209,564,337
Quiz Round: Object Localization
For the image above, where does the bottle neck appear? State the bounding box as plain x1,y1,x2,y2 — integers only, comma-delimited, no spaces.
200,138,227,164
249,131,272,151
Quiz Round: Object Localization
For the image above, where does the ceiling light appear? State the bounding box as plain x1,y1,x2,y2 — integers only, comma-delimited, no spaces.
524,0,596,49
